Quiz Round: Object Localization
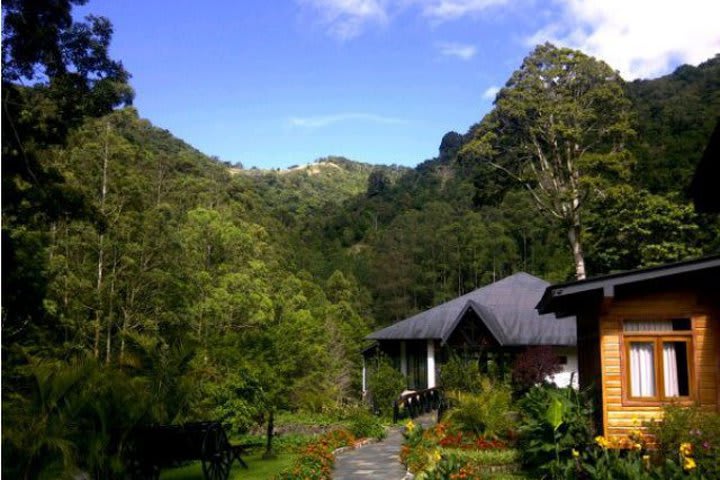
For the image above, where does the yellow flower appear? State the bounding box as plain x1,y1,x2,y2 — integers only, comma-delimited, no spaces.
572,449,580,458
683,456,697,471
433,449,442,462
595,436,609,448
405,420,416,432
631,416,640,426
642,454,651,468
680,442,693,457
632,443,642,451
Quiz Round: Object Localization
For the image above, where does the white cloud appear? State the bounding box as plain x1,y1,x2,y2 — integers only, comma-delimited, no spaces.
528,0,720,80
299,0,389,39
289,113,404,127
421,0,509,21
482,85,500,100
437,42,477,60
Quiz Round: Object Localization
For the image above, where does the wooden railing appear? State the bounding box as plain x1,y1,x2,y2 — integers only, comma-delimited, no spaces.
392,387,444,423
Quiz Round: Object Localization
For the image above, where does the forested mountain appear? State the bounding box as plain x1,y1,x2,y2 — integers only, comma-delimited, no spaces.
281,51,720,326
2,1,718,476
627,55,720,194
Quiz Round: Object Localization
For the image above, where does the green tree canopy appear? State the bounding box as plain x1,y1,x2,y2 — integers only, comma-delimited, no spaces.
463,43,635,279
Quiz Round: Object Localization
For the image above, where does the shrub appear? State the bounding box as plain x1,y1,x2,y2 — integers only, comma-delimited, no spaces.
445,378,515,438
511,346,562,394
346,407,386,440
440,354,483,393
367,355,405,417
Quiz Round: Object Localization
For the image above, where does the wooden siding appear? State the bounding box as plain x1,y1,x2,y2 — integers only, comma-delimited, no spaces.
599,291,719,438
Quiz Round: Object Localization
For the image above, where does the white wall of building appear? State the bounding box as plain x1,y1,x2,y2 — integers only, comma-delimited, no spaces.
546,347,579,388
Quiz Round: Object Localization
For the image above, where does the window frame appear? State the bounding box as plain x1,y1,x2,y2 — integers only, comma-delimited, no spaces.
621,319,695,406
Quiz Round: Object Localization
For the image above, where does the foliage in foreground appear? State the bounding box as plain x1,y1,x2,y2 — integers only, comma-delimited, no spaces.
515,384,595,477
2,353,184,479
514,385,718,479
645,405,720,479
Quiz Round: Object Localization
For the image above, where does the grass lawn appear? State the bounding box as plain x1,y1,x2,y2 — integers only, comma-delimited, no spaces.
160,451,297,480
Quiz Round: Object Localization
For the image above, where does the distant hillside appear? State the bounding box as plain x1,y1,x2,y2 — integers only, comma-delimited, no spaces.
234,156,410,226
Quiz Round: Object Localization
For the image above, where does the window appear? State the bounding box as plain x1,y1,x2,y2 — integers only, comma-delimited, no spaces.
623,319,693,402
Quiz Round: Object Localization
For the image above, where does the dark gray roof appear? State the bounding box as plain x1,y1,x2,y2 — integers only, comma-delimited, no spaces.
367,272,576,346
537,255,720,316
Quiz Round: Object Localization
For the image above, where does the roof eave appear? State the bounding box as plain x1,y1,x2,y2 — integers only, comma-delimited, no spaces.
538,256,720,314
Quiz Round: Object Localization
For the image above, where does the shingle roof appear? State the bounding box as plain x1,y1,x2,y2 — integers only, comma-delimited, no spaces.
366,272,576,346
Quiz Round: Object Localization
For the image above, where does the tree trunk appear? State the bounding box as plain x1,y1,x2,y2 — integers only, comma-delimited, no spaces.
105,259,116,364
94,121,111,358
567,223,586,280
262,410,277,459
94,233,103,358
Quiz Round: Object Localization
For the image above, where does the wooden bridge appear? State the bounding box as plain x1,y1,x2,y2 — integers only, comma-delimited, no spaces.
392,386,444,423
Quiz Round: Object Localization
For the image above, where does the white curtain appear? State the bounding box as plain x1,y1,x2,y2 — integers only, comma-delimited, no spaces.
624,321,675,398
629,342,655,397
624,321,672,332
663,343,679,397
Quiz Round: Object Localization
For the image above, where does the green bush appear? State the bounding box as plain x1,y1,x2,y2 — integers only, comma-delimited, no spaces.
346,407,386,440
367,355,405,417
445,378,516,438
440,354,483,393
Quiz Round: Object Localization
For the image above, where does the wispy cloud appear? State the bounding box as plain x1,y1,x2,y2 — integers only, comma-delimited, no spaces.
289,113,405,128
298,0,509,38
298,0,389,39
421,0,509,22
528,0,720,80
437,42,477,60
482,85,500,100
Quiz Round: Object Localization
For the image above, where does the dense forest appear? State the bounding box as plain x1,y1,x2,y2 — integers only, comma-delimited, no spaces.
2,1,719,478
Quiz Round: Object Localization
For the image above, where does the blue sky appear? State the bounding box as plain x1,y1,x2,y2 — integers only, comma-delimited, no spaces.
77,0,720,169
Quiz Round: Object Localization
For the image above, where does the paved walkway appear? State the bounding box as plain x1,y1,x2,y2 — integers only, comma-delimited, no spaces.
332,414,435,480
332,427,408,480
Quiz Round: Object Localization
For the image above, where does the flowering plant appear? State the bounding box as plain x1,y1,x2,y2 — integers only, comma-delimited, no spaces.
274,428,356,480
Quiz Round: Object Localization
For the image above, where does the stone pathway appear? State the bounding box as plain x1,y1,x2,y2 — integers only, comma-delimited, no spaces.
332,414,435,480
332,427,408,480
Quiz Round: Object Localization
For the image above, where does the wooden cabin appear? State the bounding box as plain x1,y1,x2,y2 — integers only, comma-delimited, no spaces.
537,256,720,438
363,272,578,394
